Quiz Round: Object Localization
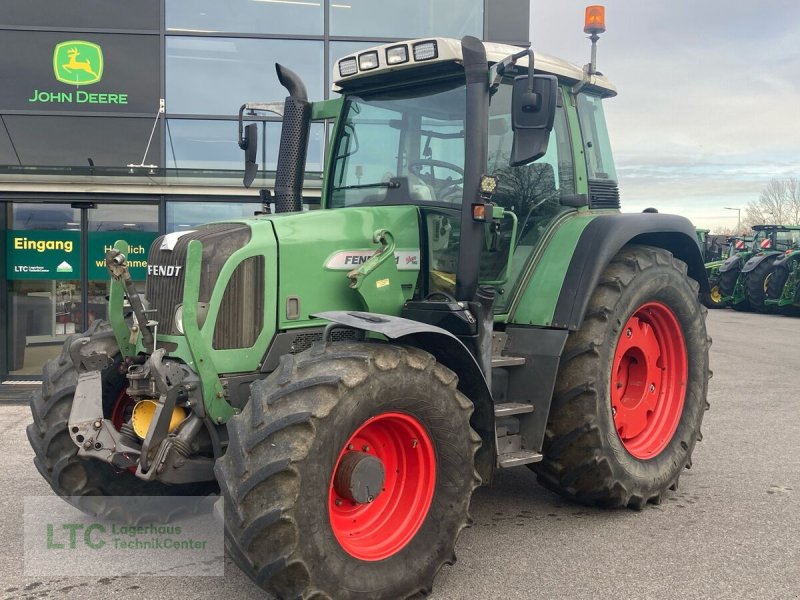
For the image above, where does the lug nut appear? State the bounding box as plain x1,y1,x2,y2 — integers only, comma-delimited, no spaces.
649,384,656,393
347,444,354,451
83,440,93,450
362,445,370,452
335,498,343,506
93,420,102,430
625,328,632,338
611,407,617,416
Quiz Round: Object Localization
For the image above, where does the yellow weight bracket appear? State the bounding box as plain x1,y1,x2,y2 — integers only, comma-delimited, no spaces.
131,400,187,439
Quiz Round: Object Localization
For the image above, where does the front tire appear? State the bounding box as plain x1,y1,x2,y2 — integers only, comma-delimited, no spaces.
216,342,480,600
766,257,798,315
534,245,710,509
701,275,726,309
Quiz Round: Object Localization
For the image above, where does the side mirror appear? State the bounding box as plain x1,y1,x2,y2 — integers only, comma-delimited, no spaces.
241,123,259,188
510,74,558,167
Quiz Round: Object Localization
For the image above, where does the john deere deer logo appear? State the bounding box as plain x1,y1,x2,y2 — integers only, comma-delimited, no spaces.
53,41,103,86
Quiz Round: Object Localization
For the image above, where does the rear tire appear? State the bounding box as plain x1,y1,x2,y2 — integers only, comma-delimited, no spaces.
745,257,778,313
534,245,710,509
216,342,480,600
26,320,217,522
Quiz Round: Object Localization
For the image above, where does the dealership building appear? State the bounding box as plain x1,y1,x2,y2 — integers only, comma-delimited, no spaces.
0,0,529,380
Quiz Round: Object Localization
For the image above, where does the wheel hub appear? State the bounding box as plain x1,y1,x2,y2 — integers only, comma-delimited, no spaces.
333,451,385,504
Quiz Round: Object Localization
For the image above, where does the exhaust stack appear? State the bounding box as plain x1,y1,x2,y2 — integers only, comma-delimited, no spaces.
274,63,311,213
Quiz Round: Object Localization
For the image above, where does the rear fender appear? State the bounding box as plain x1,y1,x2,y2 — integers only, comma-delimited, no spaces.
313,311,495,484
550,213,708,331
718,254,743,274
741,252,779,274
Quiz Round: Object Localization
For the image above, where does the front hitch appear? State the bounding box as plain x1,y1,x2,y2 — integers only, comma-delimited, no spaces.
106,246,156,352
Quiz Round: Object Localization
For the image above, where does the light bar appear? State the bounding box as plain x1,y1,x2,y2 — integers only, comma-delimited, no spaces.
338,57,358,77
412,40,438,61
386,44,409,65
358,51,379,71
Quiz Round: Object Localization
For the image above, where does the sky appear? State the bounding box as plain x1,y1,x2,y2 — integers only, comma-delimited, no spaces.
530,1,800,231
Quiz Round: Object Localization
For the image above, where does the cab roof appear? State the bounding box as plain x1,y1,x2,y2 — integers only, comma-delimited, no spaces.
332,37,617,97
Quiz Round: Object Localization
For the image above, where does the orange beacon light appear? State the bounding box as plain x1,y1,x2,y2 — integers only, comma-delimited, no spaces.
584,5,606,35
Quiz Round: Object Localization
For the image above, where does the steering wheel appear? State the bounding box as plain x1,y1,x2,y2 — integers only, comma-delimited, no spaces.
409,159,464,198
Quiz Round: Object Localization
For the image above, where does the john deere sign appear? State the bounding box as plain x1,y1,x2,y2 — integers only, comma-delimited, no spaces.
28,40,127,106
0,31,158,113
53,41,103,85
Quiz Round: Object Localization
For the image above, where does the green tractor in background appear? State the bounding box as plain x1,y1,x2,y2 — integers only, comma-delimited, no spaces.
27,26,712,600
766,240,800,315
720,225,800,312
698,229,735,309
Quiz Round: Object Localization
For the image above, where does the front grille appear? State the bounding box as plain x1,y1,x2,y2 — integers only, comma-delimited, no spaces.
213,256,265,350
146,224,252,334
588,179,621,209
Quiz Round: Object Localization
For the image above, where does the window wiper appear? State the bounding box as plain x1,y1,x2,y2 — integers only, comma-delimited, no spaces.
333,180,401,191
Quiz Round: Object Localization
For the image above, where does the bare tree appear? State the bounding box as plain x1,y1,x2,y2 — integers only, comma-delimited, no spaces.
710,224,740,236
744,177,800,227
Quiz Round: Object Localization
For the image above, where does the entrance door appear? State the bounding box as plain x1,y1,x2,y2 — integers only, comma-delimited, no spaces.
6,201,158,377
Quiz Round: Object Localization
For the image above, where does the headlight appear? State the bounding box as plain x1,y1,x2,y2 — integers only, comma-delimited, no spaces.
174,304,184,334
338,57,358,77
358,51,379,71
413,40,438,61
386,45,409,65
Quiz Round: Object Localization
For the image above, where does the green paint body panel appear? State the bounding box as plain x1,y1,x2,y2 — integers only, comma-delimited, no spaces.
268,206,421,328
509,213,596,327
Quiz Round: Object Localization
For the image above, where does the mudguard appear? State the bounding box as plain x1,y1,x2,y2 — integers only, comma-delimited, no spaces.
550,213,708,331
717,253,743,273
741,252,779,274
313,310,495,483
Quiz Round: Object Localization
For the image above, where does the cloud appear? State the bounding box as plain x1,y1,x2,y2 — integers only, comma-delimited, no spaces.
530,0,800,229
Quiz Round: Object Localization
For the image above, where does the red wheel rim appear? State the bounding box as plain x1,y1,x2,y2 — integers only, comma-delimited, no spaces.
110,388,136,432
328,412,437,561
611,302,688,459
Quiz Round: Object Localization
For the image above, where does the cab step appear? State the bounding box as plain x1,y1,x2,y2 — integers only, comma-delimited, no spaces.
498,450,544,468
491,355,526,368
494,402,534,417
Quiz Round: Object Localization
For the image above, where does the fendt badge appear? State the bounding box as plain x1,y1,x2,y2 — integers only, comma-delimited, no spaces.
147,265,183,277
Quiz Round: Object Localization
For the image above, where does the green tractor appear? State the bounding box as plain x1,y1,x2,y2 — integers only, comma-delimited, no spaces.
699,232,738,309
766,240,800,315
720,225,800,312
27,32,711,600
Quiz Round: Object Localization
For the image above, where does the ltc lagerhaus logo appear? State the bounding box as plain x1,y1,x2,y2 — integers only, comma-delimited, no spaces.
28,40,128,106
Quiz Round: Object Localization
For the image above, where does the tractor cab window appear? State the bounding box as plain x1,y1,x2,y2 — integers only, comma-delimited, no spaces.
576,93,617,182
328,80,466,208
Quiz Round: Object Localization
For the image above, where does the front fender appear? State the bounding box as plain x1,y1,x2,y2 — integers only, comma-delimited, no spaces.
742,251,779,274
313,311,495,484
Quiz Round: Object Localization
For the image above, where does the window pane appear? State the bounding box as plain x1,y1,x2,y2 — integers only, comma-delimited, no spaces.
166,200,261,233
1,0,159,30
3,115,161,167
330,0,482,39
166,37,323,115
166,0,322,36
166,119,325,172
329,81,466,208
577,93,618,182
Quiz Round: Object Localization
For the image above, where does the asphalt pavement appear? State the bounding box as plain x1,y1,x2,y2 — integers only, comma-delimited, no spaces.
2,308,799,599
